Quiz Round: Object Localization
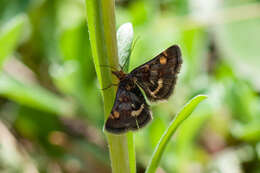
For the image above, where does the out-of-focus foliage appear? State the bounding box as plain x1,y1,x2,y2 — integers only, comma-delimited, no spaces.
0,0,260,172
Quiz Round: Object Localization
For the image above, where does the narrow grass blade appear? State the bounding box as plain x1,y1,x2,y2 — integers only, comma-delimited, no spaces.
145,95,208,173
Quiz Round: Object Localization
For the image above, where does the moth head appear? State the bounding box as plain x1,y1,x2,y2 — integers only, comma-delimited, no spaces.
112,70,126,80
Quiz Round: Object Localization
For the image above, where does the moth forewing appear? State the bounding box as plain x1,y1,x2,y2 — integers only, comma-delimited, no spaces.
105,45,182,134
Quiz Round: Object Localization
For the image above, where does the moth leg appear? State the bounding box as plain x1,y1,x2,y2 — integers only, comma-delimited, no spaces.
99,65,117,71
101,83,119,90
135,118,140,129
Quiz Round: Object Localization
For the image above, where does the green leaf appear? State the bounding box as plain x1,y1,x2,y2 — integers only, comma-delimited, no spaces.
0,73,74,116
145,95,207,173
0,14,27,69
117,22,134,72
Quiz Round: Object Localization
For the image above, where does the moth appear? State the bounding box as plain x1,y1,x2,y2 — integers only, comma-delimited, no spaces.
105,45,182,134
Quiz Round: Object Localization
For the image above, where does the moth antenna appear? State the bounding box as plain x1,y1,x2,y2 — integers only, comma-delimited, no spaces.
119,64,123,71
122,36,140,71
122,58,129,71
131,35,140,51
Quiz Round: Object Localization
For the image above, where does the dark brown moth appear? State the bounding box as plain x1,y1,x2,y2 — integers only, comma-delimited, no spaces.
105,45,182,134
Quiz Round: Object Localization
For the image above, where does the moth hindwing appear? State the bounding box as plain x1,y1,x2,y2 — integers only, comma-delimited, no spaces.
105,45,182,134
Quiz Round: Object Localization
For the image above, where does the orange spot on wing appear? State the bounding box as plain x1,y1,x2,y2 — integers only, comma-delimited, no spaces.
113,111,120,119
159,56,167,64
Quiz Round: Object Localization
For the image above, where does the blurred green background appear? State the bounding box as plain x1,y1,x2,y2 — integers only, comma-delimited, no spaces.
1,0,260,172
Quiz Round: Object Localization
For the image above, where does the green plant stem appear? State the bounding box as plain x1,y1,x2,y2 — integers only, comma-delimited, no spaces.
85,1,135,173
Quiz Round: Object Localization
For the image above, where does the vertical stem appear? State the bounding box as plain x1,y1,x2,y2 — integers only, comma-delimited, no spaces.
85,1,135,173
